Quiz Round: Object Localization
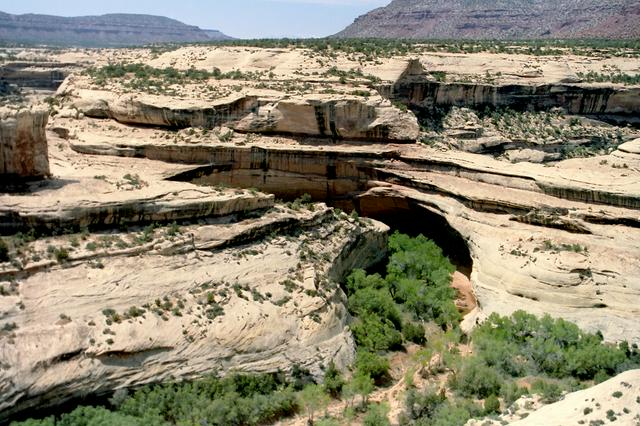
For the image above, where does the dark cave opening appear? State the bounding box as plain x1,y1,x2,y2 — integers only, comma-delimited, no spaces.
355,194,473,276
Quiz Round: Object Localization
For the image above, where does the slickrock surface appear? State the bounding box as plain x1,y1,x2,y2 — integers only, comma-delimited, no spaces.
1,44,639,420
467,369,640,425
0,137,389,418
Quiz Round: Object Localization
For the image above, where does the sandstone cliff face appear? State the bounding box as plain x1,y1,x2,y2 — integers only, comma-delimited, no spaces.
0,62,76,90
0,134,391,419
67,90,420,142
336,0,640,39
0,205,388,419
0,107,49,181
235,96,419,141
389,79,640,119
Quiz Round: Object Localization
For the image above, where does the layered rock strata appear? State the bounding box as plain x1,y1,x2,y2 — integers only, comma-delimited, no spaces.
63,89,420,142
66,132,640,346
387,77,640,120
336,0,640,40
0,12,228,47
0,204,388,419
0,135,390,419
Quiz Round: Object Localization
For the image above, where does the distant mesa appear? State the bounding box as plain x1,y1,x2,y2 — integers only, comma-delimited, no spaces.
0,11,233,47
336,0,640,39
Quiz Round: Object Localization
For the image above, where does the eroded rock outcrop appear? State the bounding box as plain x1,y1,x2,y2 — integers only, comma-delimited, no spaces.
0,107,49,181
66,132,640,345
63,88,420,142
235,95,419,141
0,206,389,420
389,79,640,119
0,136,390,419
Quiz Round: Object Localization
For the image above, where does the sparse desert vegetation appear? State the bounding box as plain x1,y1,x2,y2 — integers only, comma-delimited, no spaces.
1,19,640,426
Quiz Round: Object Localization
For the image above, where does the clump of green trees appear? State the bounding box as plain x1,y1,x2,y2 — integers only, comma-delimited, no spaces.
577,70,640,85
470,311,639,382
347,232,459,354
84,63,266,94
11,373,298,426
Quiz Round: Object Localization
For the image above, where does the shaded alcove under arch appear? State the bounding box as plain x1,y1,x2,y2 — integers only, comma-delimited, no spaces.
355,190,473,276
171,160,474,276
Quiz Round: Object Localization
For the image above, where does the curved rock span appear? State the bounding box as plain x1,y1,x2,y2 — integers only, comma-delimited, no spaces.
69,134,640,347
0,130,390,420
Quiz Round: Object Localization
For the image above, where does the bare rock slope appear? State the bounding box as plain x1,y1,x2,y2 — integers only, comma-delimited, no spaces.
468,369,640,425
337,0,640,39
0,135,389,419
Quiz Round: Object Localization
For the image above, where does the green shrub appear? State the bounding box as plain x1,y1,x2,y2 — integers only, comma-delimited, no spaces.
298,384,330,425
403,321,426,345
403,387,446,421
450,359,503,399
346,269,387,293
291,363,315,391
348,287,402,330
500,382,529,406
483,395,501,415
351,313,403,352
355,351,391,385
36,406,144,425
531,379,563,403
323,361,345,398
54,247,69,263
472,310,633,381
364,403,391,426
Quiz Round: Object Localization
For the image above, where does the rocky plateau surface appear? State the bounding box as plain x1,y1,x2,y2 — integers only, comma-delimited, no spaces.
1,44,639,422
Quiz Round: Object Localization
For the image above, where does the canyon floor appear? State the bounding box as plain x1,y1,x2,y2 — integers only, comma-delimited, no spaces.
1,42,640,424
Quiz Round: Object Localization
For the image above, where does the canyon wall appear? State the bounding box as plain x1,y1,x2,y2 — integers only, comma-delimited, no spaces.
388,78,640,120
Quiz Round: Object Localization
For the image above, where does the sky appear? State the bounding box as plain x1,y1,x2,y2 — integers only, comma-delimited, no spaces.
1,0,391,39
